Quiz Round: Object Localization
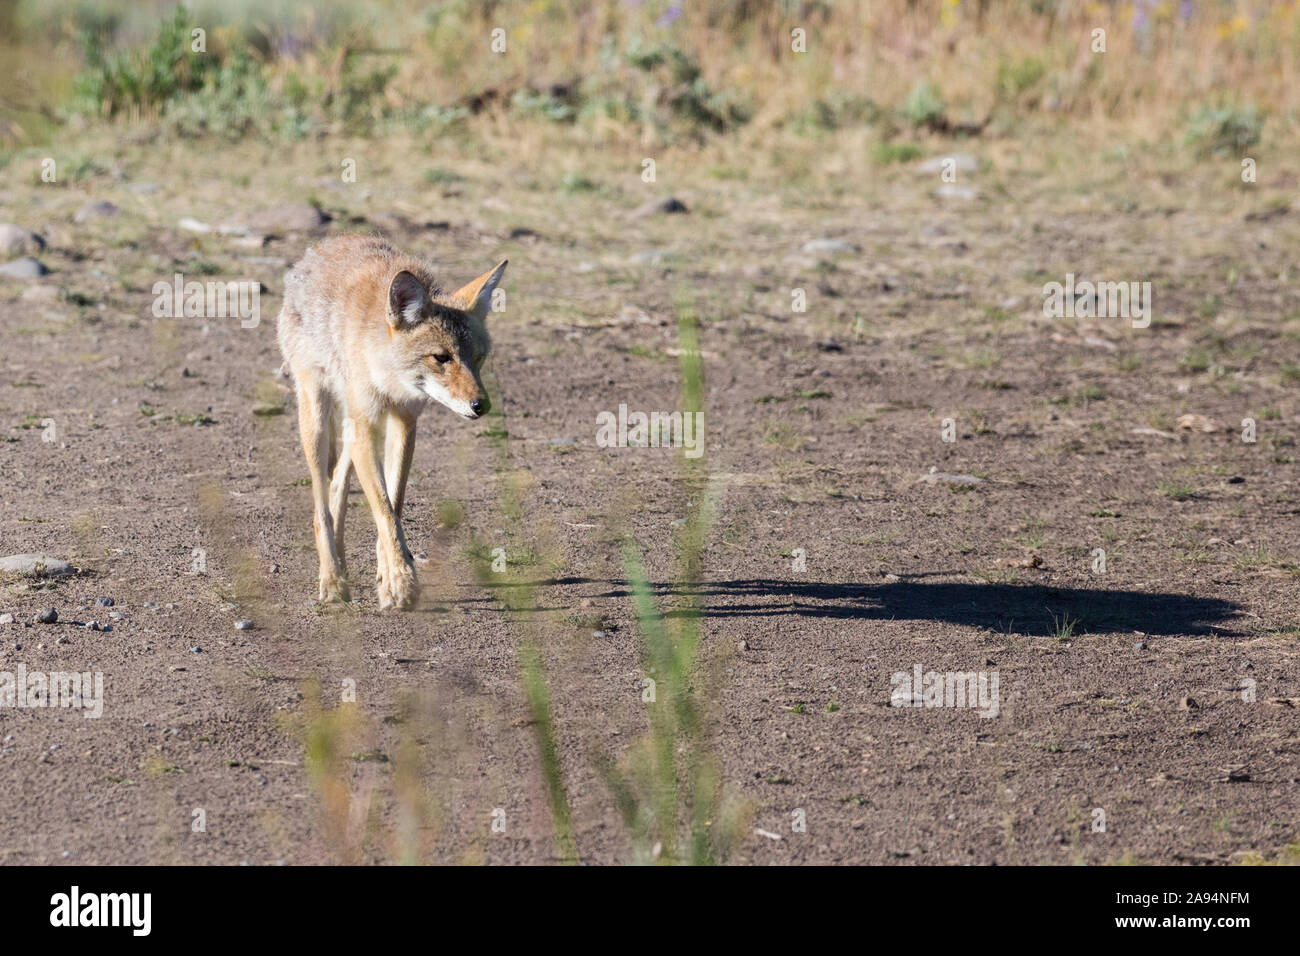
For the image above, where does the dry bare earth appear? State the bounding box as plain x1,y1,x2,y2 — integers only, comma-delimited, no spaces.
1,133,1298,864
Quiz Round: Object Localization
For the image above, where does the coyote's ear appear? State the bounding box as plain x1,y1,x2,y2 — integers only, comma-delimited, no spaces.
388,270,428,329
449,259,508,319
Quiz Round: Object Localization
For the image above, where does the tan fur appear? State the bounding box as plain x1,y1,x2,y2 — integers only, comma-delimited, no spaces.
277,234,506,609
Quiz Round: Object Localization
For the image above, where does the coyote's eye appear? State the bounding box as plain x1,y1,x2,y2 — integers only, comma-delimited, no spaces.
427,352,451,365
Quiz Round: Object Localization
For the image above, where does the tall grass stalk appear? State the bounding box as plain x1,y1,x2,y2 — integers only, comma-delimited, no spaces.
595,296,742,865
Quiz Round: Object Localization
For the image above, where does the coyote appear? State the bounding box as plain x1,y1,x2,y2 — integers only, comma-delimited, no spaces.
277,234,507,609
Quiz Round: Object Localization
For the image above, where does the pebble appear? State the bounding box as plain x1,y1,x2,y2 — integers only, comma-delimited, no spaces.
801,238,858,255
34,608,58,624
935,185,979,201
238,204,328,233
916,467,983,486
74,200,120,222
0,223,45,257
234,620,254,631
630,196,688,218
0,613,13,625
96,597,114,607
0,257,49,278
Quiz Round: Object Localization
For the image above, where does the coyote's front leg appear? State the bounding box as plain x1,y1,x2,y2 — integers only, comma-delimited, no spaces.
350,412,418,610
295,374,349,603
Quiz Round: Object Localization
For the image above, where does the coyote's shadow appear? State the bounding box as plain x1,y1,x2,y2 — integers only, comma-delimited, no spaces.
518,577,1243,637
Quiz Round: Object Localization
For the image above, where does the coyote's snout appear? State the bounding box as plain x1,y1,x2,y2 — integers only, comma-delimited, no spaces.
277,234,507,609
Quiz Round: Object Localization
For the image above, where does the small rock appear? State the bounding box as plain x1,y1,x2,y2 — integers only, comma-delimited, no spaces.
592,630,610,639
630,196,688,219
0,257,49,279
0,554,74,577
74,200,120,223
801,238,858,255
1177,413,1221,433
916,467,983,486
0,614,12,624
738,639,750,652
0,224,45,257
934,185,979,201
1179,696,1198,710
84,621,100,631
190,645,202,653
35,608,58,624
234,620,254,631
96,597,114,607
1133,641,1147,650
617,304,663,326
239,204,328,234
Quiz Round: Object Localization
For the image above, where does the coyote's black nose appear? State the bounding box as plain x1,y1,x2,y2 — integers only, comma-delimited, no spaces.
470,398,489,416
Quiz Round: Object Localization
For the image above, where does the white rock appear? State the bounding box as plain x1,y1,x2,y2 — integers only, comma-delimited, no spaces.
0,554,74,576
801,238,858,254
0,224,44,257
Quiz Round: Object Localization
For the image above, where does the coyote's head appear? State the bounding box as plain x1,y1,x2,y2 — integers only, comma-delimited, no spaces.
384,260,507,419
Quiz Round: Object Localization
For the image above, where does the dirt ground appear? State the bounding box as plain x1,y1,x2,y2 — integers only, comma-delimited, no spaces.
1,130,1298,864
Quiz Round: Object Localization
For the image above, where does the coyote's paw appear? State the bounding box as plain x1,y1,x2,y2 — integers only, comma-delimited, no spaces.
378,561,418,611
319,574,350,604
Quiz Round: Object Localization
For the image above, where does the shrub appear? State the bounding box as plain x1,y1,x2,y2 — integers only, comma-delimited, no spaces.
1185,105,1262,156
